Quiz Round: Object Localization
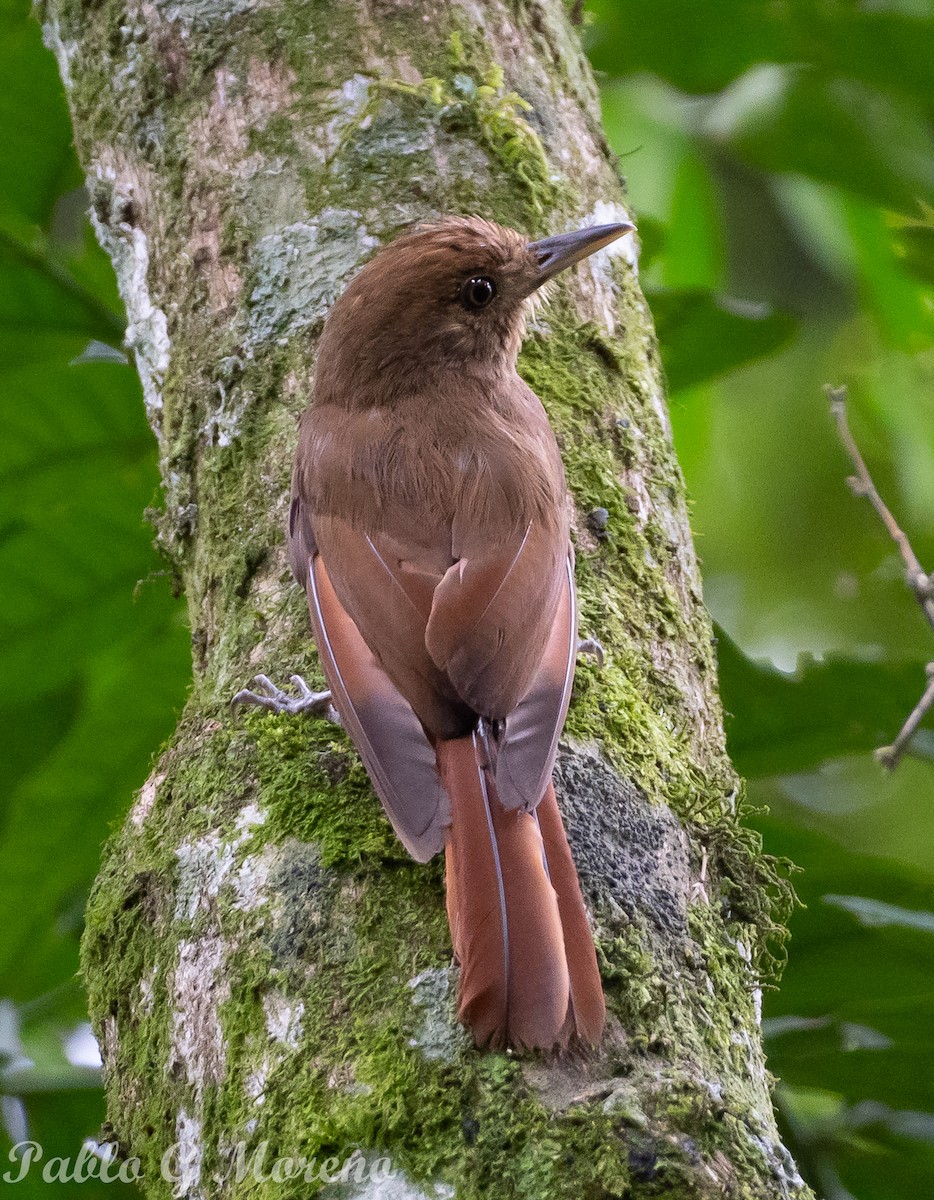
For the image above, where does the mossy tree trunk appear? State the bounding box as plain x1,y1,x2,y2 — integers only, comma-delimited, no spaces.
43,1,809,1197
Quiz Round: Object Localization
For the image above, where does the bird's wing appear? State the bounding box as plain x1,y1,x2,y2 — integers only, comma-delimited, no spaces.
425,517,568,721
309,511,473,740
293,489,571,737
299,542,450,863
490,551,577,811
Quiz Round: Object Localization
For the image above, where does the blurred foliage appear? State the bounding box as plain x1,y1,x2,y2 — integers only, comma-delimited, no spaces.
588,2,934,1196
0,0,189,1193
0,0,932,1197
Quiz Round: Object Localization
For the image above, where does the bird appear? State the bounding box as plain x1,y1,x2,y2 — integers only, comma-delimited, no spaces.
273,215,632,1051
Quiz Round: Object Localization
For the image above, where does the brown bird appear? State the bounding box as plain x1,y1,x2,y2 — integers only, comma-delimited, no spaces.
281,215,632,1051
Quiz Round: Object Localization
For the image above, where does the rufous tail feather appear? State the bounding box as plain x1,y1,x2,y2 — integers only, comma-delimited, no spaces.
534,781,606,1045
438,735,605,1051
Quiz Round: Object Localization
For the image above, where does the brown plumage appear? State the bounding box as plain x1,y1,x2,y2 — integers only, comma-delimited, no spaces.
288,215,632,1051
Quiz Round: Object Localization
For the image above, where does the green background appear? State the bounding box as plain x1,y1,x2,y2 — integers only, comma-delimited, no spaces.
1,1,932,1196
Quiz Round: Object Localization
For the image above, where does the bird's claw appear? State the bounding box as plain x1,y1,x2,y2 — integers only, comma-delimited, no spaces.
231,674,336,721
577,637,605,668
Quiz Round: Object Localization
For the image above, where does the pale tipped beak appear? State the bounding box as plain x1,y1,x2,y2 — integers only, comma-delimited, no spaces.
528,221,635,287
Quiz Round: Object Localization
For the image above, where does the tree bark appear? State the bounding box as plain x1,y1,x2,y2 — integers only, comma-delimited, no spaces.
43,1,810,1196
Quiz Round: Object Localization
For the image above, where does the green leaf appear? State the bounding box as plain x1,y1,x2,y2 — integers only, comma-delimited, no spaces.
585,0,791,94
891,202,934,290
587,1,934,117
0,1087,138,1200
649,289,796,392
823,895,934,934
704,66,934,214
777,1085,934,1200
0,0,81,228
0,0,189,1038
0,227,123,368
758,817,934,1197
716,629,930,778
803,9,934,114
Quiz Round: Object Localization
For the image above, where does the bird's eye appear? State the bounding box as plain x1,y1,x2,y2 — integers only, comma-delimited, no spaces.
460,276,497,310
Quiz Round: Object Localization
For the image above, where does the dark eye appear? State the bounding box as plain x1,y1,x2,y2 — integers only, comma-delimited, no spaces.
460,276,497,310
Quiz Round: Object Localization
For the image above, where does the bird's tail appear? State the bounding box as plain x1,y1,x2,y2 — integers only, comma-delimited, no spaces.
437,734,605,1051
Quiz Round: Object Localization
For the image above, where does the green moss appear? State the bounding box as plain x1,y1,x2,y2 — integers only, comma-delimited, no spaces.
598,921,668,1043
252,0,366,87
275,18,566,234
249,713,401,868
442,30,559,218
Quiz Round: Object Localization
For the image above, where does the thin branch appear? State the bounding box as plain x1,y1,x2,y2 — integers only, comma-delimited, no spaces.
829,385,934,768
830,386,934,629
876,665,934,770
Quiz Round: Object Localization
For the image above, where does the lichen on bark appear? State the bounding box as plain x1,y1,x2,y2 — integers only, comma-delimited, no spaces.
43,0,809,1196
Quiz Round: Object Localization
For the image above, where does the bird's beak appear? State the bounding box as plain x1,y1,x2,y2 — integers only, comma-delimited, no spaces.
528,222,635,288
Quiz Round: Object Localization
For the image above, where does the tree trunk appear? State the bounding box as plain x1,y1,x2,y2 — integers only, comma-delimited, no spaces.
43,1,810,1196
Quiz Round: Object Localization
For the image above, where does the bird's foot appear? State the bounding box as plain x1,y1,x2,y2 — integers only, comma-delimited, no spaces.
231,674,337,721
577,638,605,668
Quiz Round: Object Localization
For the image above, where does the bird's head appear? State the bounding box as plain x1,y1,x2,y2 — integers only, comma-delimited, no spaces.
314,215,634,406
